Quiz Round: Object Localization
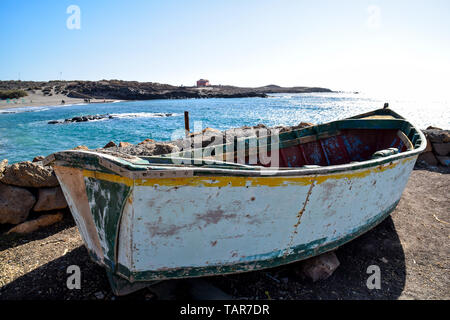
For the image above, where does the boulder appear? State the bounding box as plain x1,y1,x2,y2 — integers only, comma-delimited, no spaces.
98,141,180,157
423,129,450,143
138,138,155,145
73,145,89,150
33,187,68,212
300,251,340,282
119,142,132,148
436,156,450,167
426,126,442,130
143,142,180,156
417,152,438,166
32,156,45,162
103,141,117,148
0,183,36,224
186,128,227,148
0,159,7,178
425,138,433,152
274,122,315,133
0,161,59,188
432,143,450,156
7,212,63,234
298,122,315,128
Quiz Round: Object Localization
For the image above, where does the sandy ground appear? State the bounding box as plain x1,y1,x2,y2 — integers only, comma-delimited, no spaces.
0,92,115,110
0,167,448,300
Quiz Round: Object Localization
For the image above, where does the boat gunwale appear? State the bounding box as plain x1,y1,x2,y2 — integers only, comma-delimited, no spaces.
44,108,426,178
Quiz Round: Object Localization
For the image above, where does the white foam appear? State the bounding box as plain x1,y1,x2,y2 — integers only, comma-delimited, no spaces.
0,106,50,114
110,112,179,119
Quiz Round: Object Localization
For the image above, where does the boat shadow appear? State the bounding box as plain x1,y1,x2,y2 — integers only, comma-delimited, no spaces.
207,215,406,300
0,215,406,300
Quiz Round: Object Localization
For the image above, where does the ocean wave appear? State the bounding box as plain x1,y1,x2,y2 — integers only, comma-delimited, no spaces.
0,106,50,114
47,112,180,124
110,112,180,119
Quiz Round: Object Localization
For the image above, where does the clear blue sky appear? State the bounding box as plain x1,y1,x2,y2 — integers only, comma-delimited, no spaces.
1,0,449,97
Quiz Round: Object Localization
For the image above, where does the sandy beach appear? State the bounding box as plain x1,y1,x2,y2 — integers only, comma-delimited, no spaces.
0,92,116,110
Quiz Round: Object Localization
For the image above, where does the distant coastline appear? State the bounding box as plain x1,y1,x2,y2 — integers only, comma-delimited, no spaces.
0,80,332,109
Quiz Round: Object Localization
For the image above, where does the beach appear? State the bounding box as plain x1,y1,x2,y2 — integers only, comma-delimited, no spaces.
0,91,115,110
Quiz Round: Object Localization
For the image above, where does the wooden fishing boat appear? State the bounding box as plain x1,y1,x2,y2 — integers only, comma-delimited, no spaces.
44,107,426,295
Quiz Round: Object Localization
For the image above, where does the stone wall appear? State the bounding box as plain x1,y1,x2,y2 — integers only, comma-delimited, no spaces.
416,127,450,167
0,159,67,233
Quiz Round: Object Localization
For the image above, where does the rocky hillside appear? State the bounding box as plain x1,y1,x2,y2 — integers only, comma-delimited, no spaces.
0,80,332,101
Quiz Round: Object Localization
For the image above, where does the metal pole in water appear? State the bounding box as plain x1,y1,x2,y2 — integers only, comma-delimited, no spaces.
184,111,190,137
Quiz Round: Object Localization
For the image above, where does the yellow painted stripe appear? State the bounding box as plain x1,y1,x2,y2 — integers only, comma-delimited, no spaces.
81,157,414,188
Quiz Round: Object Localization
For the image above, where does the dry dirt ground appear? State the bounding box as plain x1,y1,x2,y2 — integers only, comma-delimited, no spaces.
0,167,448,300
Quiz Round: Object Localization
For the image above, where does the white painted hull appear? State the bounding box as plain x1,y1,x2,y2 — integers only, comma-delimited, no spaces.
55,156,417,281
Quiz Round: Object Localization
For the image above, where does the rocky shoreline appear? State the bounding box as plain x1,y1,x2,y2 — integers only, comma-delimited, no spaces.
47,113,174,124
0,80,332,103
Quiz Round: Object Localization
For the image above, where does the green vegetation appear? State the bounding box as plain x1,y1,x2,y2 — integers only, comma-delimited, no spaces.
0,89,28,99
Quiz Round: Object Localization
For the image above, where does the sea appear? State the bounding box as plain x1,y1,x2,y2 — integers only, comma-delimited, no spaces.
1,92,449,164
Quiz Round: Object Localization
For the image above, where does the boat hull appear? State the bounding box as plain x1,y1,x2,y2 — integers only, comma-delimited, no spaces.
54,155,417,283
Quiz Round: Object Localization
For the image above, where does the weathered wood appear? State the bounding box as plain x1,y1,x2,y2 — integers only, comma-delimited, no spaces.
184,111,190,137
47,108,426,295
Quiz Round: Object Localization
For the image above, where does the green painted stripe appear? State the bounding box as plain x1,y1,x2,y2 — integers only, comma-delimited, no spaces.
85,177,131,270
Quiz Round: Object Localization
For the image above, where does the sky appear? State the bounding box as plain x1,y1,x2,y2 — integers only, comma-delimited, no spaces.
1,0,450,98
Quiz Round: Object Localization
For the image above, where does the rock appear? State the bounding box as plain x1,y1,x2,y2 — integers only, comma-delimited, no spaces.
33,187,68,212
73,145,89,150
425,138,433,152
6,212,63,234
298,122,314,128
423,129,450,143
0,159,7,178
224,126,264,142
50,114,113,124
119,142,132,148
97,141,180,157
103,141,117,148
201,127,222,135
0,161,59,188
180,128,229,149
142,142,179,156
300,251,340,282
138,138,155,145
94,291,105,299
432,143,450,156
0,183,36,224
417,152,438,166
275,122,315,133
32,156,45,162
426,126,442,130
436,156,450,167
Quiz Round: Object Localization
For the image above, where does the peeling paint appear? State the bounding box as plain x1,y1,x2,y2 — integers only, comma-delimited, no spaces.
50,108,427,288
